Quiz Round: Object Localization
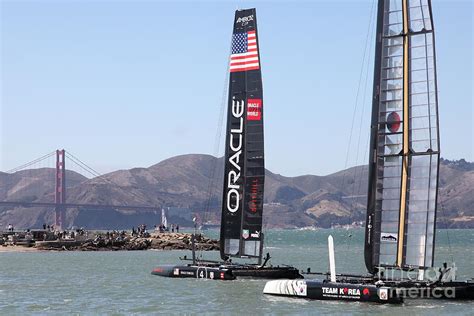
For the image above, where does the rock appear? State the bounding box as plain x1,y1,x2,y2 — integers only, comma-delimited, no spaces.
28,230,219,252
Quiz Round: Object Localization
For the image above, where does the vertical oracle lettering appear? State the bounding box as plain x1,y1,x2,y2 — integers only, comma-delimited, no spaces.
227,97,245,213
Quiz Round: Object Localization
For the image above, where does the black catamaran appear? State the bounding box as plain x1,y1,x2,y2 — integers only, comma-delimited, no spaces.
263,0,473,302
151,8,300,280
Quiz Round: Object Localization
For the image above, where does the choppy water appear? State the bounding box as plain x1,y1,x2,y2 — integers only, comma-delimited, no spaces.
1,228,473,315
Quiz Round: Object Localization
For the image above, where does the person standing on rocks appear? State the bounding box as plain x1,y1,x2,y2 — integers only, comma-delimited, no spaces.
176,225,179,233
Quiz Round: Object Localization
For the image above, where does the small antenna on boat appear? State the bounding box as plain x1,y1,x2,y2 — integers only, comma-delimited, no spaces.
328,235,336,282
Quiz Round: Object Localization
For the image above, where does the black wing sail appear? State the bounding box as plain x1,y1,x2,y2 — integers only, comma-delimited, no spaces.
365,0,440,273
220,8,265,260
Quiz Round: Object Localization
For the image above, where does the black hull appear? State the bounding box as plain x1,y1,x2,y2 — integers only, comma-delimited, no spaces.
152,264,235,280
151,263,302,280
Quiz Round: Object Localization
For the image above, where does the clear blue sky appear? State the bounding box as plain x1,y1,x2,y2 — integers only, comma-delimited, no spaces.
1,0,472,176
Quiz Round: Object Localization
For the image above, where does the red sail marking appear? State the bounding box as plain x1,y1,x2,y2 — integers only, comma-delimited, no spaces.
386,111,401,133
249,178,259,212
247,98,262,121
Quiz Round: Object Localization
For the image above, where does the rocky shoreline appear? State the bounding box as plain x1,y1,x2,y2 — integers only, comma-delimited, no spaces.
1,231,219,252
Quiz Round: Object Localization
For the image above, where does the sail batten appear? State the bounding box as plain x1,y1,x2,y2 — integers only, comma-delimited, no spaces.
365,0,440,273
220,8,264,261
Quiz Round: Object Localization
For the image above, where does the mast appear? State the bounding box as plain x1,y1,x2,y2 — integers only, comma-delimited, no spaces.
364,0,440,273
220,8,265,261
365,0,385,274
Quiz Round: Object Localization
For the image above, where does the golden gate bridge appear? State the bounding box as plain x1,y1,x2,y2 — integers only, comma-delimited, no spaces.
0,149,160,229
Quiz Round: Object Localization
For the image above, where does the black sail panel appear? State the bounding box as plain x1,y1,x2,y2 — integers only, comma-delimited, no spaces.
365,0,386,274
220,8,264,260
241,96,264,257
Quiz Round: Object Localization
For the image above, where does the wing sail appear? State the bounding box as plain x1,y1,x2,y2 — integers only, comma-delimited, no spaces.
365,0,440,272
220,8,265,260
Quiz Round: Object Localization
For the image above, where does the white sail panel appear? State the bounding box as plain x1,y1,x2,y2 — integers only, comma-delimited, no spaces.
402,0,439,268
373,0,407,267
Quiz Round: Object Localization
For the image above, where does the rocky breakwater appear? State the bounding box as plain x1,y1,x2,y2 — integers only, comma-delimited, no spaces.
34,232,219,251
148,232,219,251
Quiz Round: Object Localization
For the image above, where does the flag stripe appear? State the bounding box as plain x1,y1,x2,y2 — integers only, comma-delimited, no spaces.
230,62,260,69
231,52,258,59
231,54,258,60
230,58,259,66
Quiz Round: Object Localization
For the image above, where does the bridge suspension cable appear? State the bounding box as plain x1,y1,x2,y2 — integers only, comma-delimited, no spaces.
65,152,102,178
5,151,56,173
65,151,157,208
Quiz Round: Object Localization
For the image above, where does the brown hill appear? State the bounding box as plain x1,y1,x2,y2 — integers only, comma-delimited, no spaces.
0,155,472,229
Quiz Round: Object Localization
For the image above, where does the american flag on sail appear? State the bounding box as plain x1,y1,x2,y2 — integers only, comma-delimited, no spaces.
230,30,259,73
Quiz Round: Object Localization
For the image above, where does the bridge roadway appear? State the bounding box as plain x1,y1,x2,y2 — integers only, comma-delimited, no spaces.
0,201,159,211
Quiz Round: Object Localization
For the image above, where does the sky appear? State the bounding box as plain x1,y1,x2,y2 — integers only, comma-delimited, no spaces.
0,0,472,177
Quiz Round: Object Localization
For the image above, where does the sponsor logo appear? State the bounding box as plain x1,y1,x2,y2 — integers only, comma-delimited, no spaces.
362,288,370,296
173,268,179,276
247,98,262,121
242,229,250,239
180,271,194,276
250,231,260,238
236,15,254,26
381,232,398,243
294,281,307,296
153,268,163,273
226,97,244,213
379,288,388,300
249,178,259,212
220,272,225,279
322,287,361,299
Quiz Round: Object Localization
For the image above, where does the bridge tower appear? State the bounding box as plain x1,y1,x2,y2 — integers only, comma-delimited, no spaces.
55,149,66,230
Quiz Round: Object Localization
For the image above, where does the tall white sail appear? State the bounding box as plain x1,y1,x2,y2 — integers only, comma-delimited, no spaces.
161,208,168,230
365,0,440,272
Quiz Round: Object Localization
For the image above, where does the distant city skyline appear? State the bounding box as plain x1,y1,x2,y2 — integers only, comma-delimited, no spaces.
1,0,472,177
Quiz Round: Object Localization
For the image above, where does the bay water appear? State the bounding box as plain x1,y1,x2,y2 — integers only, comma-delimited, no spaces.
1,228,473,315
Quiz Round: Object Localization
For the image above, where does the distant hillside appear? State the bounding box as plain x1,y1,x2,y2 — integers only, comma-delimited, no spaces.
0,155,472,229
